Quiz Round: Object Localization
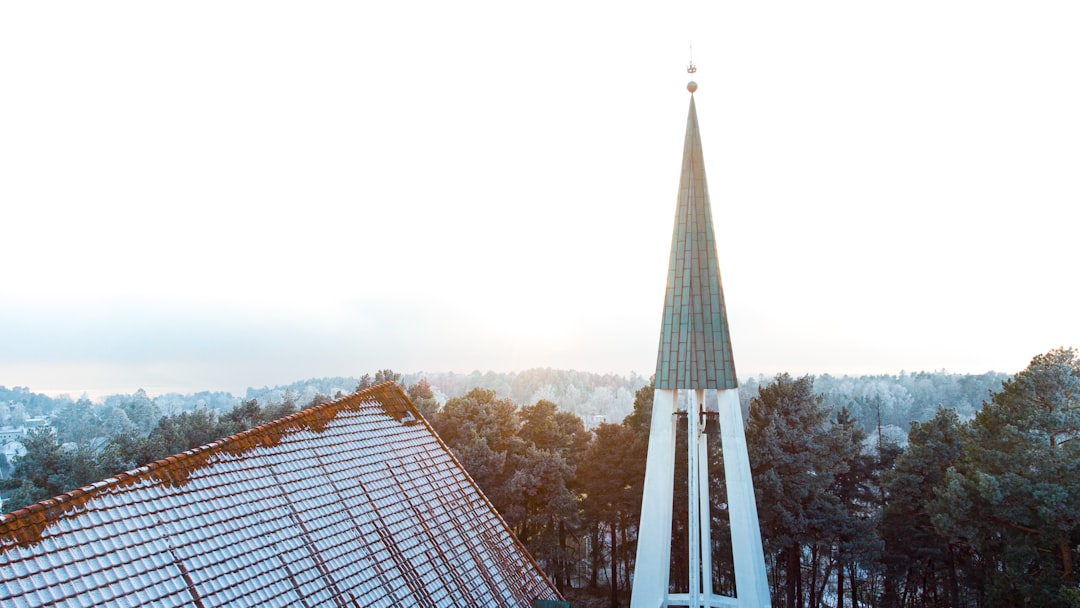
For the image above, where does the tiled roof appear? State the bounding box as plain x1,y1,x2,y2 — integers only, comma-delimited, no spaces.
0,383,562,607
654,94,738,390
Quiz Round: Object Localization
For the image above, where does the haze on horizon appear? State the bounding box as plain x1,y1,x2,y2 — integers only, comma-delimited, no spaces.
2,2,1078,399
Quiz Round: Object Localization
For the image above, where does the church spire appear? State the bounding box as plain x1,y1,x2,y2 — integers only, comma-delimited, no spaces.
654,77,737,390
632,70,770,608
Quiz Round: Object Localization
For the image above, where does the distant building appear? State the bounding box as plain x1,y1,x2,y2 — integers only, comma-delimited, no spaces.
0,418,50,469
0,417,50,443
0,383,562,606
0,427,25,443
583,414,608,431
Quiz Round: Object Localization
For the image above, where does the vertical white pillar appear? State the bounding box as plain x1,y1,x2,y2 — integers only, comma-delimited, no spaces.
697,390,712,600
687,390,700,608
631,389,677,608
717,388,770,607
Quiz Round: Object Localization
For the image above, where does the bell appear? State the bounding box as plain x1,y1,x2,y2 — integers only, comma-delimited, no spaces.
675,409,689,428
704,411,720,436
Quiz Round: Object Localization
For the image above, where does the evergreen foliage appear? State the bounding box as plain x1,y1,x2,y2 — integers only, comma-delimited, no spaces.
930,347,1080,606
880,407,966,606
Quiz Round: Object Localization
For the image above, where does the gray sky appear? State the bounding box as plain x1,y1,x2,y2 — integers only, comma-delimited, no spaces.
2,1,1078,398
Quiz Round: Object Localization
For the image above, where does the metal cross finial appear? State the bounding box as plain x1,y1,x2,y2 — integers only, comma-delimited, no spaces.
687,44,698,93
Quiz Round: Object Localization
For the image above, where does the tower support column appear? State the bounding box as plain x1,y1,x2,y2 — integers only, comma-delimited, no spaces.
717,388,770,607
632,389,677,608
687,390,701,608
696,390,713,600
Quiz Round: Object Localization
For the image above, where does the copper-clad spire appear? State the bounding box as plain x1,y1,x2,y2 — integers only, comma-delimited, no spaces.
654,79,737,390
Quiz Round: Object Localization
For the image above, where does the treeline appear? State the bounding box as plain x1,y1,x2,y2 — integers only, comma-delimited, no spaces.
739,370,1008,440
0,387,241,427
2,369,1005,441
239,368,649,422
411,368,649,421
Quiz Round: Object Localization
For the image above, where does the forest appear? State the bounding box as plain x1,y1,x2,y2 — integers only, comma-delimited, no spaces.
1,350,1076,607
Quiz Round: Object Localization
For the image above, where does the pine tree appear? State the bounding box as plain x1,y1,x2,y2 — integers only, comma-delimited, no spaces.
932,348,1080,605
745,374,834,608
881,407,966,606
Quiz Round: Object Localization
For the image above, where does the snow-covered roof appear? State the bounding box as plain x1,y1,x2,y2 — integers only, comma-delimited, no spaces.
0,383,561,607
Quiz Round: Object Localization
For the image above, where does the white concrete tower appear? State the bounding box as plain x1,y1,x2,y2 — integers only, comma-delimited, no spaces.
630,72,770,608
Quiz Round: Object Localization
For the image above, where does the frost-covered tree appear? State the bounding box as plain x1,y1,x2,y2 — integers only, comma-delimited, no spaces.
932,347,1080,605
881,408,966,606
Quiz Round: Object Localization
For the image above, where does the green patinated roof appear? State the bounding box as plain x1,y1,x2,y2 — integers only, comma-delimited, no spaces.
654,95,737,390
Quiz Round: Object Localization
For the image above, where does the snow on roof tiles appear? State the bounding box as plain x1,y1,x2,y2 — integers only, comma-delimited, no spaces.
0,383,562,607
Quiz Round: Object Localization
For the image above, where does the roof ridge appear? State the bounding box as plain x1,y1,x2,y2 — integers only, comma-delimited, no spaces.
0,382,406,538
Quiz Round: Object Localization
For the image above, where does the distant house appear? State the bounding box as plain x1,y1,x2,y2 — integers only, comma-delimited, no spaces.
0,383,562,607
0,427,24,443
0,418,50,444
584,414,608,431
0,418,52,477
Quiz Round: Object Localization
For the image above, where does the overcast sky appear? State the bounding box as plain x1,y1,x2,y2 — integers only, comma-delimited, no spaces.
2,1,1078,398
